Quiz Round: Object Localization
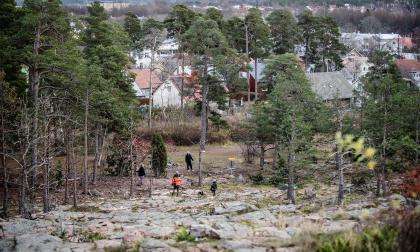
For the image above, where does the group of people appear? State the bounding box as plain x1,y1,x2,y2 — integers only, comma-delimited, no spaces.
136,152,218,197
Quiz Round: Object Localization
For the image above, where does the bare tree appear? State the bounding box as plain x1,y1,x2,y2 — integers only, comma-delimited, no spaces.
82,89,89,194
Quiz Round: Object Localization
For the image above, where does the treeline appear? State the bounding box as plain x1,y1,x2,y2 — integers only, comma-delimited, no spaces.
327,7,420,35
244,51,420,204
0,0,136,218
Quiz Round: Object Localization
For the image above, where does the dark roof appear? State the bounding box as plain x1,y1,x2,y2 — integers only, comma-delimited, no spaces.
306,72,354,101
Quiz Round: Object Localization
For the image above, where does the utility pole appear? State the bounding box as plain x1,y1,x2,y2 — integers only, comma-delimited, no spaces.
148,37,157,129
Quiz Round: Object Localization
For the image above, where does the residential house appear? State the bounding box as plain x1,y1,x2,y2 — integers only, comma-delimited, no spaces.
249,58,266,94
341,49,372,88
340,33,402,55
131,38,178,69
130,68,162,99
306,72,354,104
131,68,202,107
152,79,182,107
396,59,420,88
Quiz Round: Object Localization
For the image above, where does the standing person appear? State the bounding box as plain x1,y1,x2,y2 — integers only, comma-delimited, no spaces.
137,163,146,186
185,151,194,171
210,179,217,196
171,171,182,196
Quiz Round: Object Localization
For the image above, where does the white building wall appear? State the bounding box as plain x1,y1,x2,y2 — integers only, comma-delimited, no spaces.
152,80,182,107
131,38,178,69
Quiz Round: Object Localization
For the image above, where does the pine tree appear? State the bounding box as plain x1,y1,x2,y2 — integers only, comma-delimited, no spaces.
269,53,321,204
298,10,345,72
124,11,142,51
245,8,271,100
151,134,167,177
362,50,416,196
182,17,229,186
267,9,298,55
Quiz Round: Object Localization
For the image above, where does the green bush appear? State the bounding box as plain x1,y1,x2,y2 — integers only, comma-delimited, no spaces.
318,236,353,252
360,227,398,252
106,150,130,176
209,111,229,130
176,227,195,242
351,170,373,191
250,173,265,185
315,226,398,252
81,231,106,242
131,241,141,252
151,133,167,177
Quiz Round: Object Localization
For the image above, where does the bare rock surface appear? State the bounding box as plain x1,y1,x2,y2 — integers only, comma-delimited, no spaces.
0,184,391,251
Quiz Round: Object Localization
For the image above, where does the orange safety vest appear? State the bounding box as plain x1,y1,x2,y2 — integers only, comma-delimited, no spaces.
172,177,181,186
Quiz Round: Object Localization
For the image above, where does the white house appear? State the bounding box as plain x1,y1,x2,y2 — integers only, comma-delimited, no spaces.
341,49,373,88
340,33,402,55
131,38,178,69
152,79,182,107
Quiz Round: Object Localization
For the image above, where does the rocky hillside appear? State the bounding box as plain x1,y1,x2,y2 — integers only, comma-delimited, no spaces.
0,175,403,252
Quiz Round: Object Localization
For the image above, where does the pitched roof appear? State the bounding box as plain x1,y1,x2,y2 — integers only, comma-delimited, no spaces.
129,68,161,89
306,72,354,101
396,59,420,73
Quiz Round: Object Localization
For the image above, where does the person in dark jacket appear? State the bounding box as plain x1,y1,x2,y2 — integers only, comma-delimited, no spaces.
210,179,217,196
185,151,194,171
137,163,146,186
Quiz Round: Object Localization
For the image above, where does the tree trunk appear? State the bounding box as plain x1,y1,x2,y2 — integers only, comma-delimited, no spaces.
83,89,88,194
198,63,209,187
129,115,135,197
1,91,8,217
92,124,100,189
272,143,279,170
181,53,185,110
416,112,419,165
380,101,388,196
336,112,344,205
20,168,31,219
71,130,77,208
375,167,381,197
148,176,153,198
287,112,296,204
254,59,258,100
64,127,69,204
148,39,156,129
336,147,344,205
259,143,264,169
43,120,50,213
245,24,250,102
97,127,106,180
30,26,41,207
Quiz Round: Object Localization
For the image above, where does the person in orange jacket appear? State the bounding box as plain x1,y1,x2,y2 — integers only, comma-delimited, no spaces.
171,171,182,196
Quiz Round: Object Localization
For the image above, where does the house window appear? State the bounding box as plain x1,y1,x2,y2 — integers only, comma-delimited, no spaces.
166,86,171,92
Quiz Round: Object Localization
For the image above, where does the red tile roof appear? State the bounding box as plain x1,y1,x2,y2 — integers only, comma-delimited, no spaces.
396,59,420,73
399,37,415,49
130,68,161,89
